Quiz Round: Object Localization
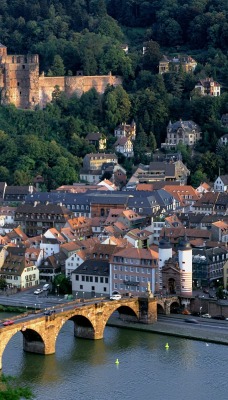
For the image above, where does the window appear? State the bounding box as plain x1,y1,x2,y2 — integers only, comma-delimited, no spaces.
95,277,98,283
105,278,108,283
100,277,103,283
75,275,79,281
86,276,89,282
92,286,95,291
80,285,83,289
82,276,85,281
90,276,93,282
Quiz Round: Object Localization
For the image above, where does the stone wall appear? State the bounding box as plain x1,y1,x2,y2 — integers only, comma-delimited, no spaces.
38,74,122,108
39,76,65,108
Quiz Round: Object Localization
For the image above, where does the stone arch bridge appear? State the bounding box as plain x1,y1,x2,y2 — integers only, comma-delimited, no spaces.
0,296,179,370
156,296,180,314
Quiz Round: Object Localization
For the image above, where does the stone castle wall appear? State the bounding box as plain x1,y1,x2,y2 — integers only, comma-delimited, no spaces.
39,74,122,108
0,46,122,109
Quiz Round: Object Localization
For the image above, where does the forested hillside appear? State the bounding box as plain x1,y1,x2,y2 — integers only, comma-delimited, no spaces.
0,0,228,189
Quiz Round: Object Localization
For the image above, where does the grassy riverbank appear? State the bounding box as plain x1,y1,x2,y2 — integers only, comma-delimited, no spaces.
0,305,28,313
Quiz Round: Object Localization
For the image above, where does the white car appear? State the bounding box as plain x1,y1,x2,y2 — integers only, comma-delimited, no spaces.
202,313,211,318
110,294,121,301
34,288,43,295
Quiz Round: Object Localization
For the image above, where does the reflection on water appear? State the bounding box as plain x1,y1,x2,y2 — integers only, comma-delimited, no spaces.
1,313,228,400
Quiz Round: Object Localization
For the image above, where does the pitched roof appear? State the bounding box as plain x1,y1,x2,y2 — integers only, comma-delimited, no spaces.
112,247,158,260
168,120,201,133
85,132,102,141
212,221,228,230
218,175,228,185
16,203,72,215
114,137,130,146
61,241,82,252
163,185,199,200
72,259,109,276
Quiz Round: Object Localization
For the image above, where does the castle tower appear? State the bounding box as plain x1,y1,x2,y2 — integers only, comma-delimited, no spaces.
0,44,7,88
178,234,192,296
1,50,39,109
158,233,172,290
0,43,7,58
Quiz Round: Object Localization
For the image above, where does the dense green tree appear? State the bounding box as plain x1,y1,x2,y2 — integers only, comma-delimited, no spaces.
0,166,10,182
148,132,157,153
48,55,65,76
49,156,78,187
143,40,162,73
0,277,7,289
53,273,72,294
103,85,131,129
190,169,208,188
0,374,33,399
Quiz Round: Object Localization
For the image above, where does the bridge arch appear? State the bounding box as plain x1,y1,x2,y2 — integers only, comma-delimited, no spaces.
68,315,96,339
157,303,165,314
170,300,181,314
0,323,47,370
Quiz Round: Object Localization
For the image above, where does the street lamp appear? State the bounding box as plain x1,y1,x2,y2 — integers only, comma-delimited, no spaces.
200,306,202,317
57,284,60,297
35,303,36,313
82,291,84,301
76,292,78,301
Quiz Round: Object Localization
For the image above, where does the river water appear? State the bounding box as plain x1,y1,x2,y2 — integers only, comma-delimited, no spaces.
1,312,228,400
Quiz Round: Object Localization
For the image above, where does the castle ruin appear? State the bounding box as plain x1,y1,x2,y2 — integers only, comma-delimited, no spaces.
0,43,122,109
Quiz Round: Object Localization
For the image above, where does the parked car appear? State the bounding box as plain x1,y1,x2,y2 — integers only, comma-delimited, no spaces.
184,318,199,324
181,309,191,315
209,293,215,298
212,315,225,320
43,284,50,291
202,313,211,318
34,288,43,295
110,294,121,301
44,310,55,316
3,320,14,326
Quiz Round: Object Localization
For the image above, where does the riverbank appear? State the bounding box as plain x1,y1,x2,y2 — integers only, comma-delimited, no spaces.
107,315,228,346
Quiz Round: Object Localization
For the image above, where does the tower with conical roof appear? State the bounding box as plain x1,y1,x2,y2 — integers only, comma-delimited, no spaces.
158,233,172,291
178,232,192,296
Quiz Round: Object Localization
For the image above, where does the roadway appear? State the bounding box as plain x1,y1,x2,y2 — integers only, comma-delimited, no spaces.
158,314,228,333
0,287,76,310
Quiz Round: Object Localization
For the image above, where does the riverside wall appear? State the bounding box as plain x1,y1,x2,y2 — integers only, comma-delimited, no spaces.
107,315,228,346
